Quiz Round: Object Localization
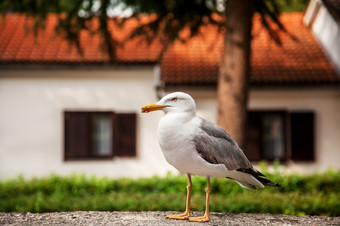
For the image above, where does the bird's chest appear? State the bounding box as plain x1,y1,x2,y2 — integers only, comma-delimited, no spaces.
157,120,194,151
157,115,199,169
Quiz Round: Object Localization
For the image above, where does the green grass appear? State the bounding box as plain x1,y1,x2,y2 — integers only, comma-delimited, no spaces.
1,169,340,216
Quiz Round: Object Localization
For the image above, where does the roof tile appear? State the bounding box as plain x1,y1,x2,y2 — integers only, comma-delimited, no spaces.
161,12,340,86
0,14,162,64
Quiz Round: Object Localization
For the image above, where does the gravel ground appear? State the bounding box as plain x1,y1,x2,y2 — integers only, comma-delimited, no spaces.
1,211,340,226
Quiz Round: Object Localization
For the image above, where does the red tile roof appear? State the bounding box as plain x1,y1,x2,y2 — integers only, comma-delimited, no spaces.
161,12,340,86
0,14,162,64
251,13,340,85
161,24,222,86
0,13,339,86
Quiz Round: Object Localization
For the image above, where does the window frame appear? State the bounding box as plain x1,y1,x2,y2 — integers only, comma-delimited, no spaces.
64,111,137,161
245,110,289,162
245,110,315,163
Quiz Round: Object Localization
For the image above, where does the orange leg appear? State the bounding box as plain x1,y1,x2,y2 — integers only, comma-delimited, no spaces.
166,174,192,220
189,176,210,222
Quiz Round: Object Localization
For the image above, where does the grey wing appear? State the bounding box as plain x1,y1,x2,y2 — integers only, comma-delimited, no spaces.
193,117,252,170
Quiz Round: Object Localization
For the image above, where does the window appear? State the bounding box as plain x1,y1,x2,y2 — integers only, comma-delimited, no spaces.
245,110,314,162
64,111,136,160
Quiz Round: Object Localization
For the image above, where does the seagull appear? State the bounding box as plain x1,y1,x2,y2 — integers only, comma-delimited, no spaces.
141,92,280,222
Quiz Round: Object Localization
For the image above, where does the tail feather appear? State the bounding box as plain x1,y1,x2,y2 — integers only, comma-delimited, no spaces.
236,167,281,188
234,180,257,190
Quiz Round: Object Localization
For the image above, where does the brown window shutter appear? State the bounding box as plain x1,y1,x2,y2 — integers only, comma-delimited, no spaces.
115,113,137,157
291,112,315,161
64,112,90,160
245,111,262,161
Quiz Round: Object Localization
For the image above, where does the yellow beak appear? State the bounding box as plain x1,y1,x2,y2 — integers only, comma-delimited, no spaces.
141,103,168,113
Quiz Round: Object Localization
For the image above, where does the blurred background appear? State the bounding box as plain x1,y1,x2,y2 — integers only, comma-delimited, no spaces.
0,0,339,216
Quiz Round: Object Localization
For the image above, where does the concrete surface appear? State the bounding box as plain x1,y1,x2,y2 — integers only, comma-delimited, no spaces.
1,211,340,225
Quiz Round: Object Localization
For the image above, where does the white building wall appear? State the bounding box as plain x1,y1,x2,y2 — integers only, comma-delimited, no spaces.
303,0,319,26
0,68,177,180
308,1,340,73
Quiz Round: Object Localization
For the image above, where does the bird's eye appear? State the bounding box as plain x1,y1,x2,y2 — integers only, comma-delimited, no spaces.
171,97,178,102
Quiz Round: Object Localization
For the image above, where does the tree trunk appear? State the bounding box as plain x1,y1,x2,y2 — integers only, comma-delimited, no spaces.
217,0,254,148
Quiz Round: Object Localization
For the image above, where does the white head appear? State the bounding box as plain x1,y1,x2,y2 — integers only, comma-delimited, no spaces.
141,92,196,115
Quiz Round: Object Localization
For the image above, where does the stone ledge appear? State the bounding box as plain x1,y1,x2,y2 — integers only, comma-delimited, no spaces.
1,211,339,225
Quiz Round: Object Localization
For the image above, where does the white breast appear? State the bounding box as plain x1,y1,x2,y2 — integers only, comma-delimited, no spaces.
158,113,196,154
